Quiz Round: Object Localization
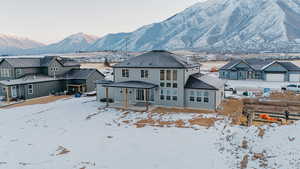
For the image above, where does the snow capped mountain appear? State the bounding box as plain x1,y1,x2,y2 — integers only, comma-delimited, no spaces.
0,34,44,55
22,33,98,55
88,0,300,53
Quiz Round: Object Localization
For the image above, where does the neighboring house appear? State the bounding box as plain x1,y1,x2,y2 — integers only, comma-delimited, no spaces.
219,59,300,82
96,50,224,110
0,56,104,101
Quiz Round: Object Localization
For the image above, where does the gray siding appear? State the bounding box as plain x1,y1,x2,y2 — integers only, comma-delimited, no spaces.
24,80,66,99
184,89,217,110
0,60,14,80
15,68,41,78
114,68,185,107
86,71,105,92
48,60,79,76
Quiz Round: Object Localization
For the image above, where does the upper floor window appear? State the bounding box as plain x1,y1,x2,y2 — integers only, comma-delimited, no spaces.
16,69,22,76
141,70,149,78
160,70,165,80
166,70,171,81
0,68,10,77
50,65,59,72
122,69,129,77
173,70,177,81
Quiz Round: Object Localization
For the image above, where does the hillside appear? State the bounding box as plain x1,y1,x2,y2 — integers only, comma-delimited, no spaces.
88,0,300,53
0,34,44,55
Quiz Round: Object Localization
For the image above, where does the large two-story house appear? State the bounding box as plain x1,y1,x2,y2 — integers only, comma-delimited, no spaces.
96,50,224,110
0,56,104,101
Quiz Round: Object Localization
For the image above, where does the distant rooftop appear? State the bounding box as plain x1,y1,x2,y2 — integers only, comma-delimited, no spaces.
113,50,199,69
220,58,300,71
0,56,80,68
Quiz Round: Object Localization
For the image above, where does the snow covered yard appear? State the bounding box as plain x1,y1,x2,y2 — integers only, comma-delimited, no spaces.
0,97,299,169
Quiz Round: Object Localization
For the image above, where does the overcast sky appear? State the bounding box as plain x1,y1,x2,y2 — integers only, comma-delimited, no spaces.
0,0,206,44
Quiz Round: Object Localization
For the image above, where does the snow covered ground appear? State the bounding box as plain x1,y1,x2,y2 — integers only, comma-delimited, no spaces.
0,97,299,169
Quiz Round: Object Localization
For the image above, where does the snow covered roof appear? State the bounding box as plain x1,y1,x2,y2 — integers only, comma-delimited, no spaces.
185,73,225,90
113,50,199,69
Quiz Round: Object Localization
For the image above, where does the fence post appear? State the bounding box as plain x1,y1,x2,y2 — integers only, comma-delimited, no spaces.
248,111,254,126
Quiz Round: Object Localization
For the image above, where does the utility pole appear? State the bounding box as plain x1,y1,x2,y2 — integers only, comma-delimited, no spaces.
125,37,129,57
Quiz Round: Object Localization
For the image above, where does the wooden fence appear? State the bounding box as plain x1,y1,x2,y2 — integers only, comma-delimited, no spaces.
243,98,300,126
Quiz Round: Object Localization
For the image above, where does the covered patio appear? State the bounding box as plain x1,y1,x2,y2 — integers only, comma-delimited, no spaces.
103,81,158,111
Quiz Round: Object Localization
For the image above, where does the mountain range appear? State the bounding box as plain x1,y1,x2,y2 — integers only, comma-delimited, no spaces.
1,0,300,55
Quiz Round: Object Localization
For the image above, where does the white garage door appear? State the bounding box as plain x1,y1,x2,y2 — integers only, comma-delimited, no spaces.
290,74,300,82
266,73,285,82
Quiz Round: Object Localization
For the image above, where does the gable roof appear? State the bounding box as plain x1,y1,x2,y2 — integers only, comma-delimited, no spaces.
220,58,300,71
0,56,80,68
113,50,199,69
278,62,300,71
64,68,104,80
185,73,224,90
3,58,41,68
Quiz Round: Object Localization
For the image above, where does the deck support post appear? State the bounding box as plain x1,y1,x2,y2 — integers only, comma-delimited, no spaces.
144,89,149,111
247,111,254,126
124,88,128,109
6,86,10,103
105,87,109,107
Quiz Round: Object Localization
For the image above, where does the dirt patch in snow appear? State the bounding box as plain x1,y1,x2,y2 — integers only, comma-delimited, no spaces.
151,107,214,114
258,128,265,138
2,95,71,109
218,99,244,125
56,146,70,156
270,91,300,101
188,117,222,127
240,154,249,169
135,118,187,128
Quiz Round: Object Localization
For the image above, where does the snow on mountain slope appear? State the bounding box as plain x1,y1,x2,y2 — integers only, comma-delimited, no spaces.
88,0,300,52
0,34,45,55
22,33,98,55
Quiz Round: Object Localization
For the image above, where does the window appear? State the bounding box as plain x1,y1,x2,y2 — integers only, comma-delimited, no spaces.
122,69,129,77
173,70,177,81
160,90,165,100
160,82,165,87
28,84,33,94
166,90,171,100
173,90,178,101
160,70,165,80
204,92,209,103
196,91,202,102
189,91,195,102
0,69,10,77
166,70,171,80
141,70,149,78
173,83,178,88
16,69,22,76
166,83,171,87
